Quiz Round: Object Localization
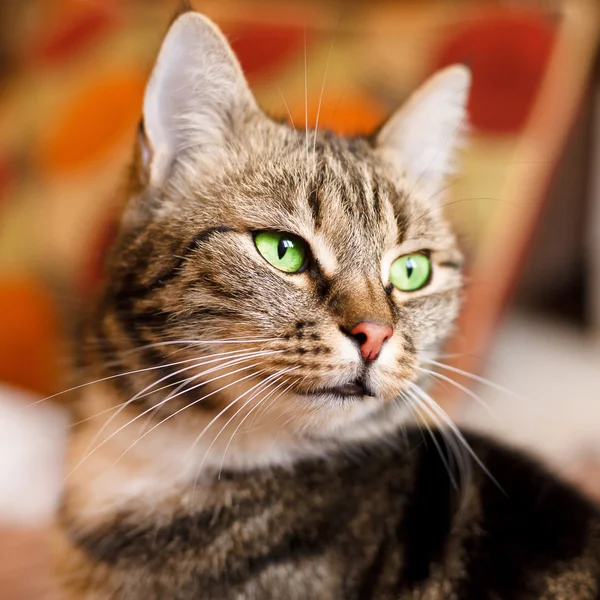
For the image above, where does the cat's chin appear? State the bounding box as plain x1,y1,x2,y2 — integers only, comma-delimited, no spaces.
294,394,409,443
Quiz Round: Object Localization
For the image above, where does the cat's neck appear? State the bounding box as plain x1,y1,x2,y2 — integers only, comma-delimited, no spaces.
66,384,408,517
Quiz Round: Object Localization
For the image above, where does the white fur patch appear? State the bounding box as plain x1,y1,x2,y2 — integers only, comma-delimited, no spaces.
311,233,339,276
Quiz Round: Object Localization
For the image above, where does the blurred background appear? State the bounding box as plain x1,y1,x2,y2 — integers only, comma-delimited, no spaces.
0,0,599,597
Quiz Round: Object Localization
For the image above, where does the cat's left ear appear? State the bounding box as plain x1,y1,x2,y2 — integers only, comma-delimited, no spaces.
140,12,259,188
376,65,471,192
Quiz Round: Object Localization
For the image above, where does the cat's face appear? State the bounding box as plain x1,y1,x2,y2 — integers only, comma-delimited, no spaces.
96,12,468,446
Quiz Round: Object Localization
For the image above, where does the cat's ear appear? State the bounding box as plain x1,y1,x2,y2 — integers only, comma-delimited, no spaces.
141,12,258,187
376,65,471,192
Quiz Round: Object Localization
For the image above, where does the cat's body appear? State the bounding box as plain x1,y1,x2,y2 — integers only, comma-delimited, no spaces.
58,430,600,599
56,9,600,599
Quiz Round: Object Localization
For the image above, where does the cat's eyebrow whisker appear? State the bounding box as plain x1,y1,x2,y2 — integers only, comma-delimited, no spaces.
416,366,499,421
423,174,463,205
67,359,275,480
276,86,296,129
422,359,522,399
408,382,505,494
409,195,517,232
312,20,338,165
303,21,309,172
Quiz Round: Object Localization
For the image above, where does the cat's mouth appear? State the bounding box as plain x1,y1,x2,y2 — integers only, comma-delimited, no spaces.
300,380,374,399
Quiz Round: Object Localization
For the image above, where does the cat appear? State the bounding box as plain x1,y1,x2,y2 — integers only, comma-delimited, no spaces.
55,9,600,599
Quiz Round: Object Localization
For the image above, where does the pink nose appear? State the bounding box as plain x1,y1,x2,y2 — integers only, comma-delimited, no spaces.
349,322,393,362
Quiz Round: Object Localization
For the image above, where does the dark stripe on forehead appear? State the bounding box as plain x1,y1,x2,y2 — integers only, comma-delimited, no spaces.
307,184,321,229
307,155,327,229
332,142,378,224
353,176,370,218
379,180,409,243
372,180,381,220
326,139,358,212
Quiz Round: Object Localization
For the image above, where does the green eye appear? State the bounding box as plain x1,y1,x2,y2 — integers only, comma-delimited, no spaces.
390,253,431,291
254,231,308,273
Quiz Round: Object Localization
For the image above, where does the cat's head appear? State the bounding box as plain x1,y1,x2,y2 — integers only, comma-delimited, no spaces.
96,12,468,448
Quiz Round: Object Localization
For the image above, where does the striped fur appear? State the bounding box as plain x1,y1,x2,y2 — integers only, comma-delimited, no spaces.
57,431,600,599
56,10,600,599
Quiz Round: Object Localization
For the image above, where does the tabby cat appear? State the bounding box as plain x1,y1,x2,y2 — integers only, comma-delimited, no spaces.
56,10,600,599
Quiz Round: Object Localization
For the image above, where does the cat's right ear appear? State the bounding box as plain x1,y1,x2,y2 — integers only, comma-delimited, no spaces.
140,12,258,188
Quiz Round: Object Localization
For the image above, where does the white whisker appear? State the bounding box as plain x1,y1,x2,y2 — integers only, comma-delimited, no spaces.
66,360,272,480
423,359,522,399
416,366,498,421
216,369,298,477
276,86,296,129
408,382,504,494
248,377,295,426
24,338,280,408
304,21,309,169
80,349,274,461
402,390,460,489
312,25,337,161
188,367,298,467
111,368,275,482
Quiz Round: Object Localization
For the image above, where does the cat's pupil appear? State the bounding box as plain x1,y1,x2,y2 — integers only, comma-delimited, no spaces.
406,258,414,278
278,238,292,260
